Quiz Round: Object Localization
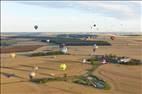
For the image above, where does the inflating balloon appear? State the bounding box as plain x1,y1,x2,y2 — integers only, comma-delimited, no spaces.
60,64,67,71
34,25,38,30
60,47,68,54
10,53,16,58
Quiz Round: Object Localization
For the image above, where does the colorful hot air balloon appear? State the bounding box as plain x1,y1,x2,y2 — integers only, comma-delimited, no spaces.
34,25,38,30
60,64,67,71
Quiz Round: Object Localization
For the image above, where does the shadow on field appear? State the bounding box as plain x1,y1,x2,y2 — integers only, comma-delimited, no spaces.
47,86,82,94
20,64,59,71
1,80,29,85
42,60,82,64
1,72,27,79
1,66,31,72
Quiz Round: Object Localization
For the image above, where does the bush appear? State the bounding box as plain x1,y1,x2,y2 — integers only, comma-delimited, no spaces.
73,75,110,90
29,51,68,57
121,59,142,65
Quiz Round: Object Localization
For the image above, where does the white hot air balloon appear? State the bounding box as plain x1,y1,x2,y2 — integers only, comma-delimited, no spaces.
60,47,68,54
46,39,50,43
34,66,39,71
82,59,86,63
29,71,36,80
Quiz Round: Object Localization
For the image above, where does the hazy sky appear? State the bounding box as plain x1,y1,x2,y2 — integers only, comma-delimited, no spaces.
1,1,142,32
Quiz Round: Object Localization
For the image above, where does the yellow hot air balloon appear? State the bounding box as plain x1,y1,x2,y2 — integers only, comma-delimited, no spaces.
60,64,67,71
10,53,16,58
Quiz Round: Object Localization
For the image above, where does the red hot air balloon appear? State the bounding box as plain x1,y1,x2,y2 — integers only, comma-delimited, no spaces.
110,36,115,40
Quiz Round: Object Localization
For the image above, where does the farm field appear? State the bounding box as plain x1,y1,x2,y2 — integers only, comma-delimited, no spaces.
0,35,142,94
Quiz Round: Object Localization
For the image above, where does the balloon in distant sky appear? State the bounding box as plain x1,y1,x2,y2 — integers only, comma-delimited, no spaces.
91,24,96,29
93,24,96,27
10,53,16,58
60,64,67,71
34,25,38,30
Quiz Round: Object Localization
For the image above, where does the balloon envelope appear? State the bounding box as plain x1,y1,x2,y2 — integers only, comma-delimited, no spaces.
110,36,115,40
60,64,67,71
30,72,36,77
34,25,38,30
11,53,16,58
93,24,96,27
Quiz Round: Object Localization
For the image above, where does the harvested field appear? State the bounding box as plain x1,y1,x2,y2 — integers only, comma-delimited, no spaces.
94,64,142,94
0,45,43,53
1,35,142,94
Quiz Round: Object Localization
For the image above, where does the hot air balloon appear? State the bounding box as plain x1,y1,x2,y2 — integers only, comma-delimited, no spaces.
46,39,50,43
60,47,68,54
110,36,115,40
29,71,36,80
10,53,16,58
34,25,38,30
60,64,67,71
101,59,107,64
34,66,39,71
82,59,87,63
91,44,98,56
93,44,98,49
93,24,96,27
91,24,96,29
